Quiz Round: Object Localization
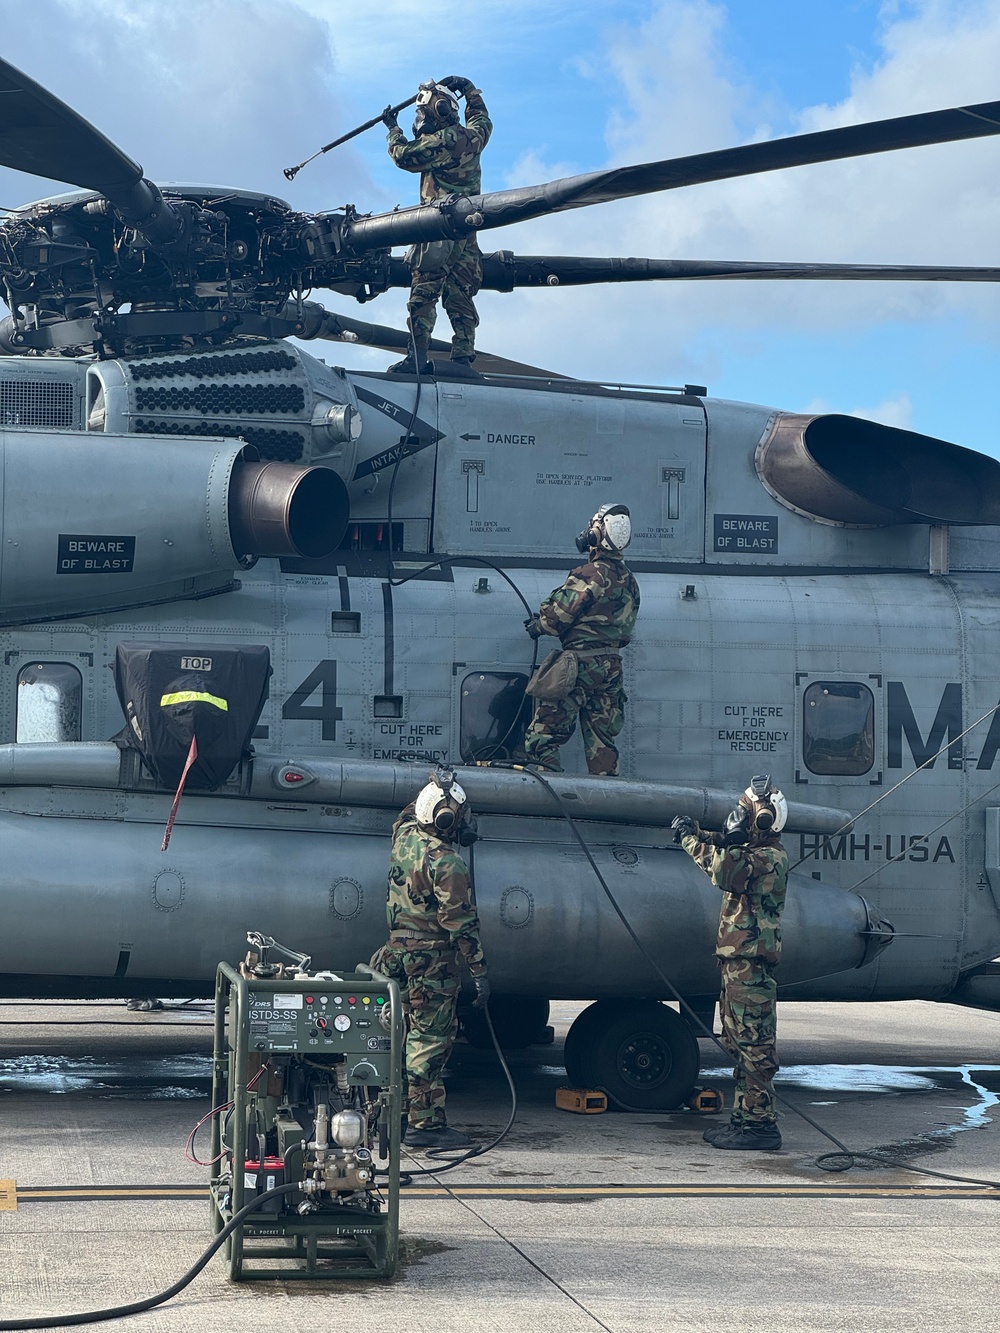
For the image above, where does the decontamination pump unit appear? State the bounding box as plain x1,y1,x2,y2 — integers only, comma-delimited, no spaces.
209,953,403,1280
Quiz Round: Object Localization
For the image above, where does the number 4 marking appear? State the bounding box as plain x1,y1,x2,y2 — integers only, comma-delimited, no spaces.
282,661,343,741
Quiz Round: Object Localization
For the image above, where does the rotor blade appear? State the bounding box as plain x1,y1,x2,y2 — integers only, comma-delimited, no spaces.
0,56,143,195
0,56,178,241
344,98,1000,250
385,254,1000,288
275,301,566,378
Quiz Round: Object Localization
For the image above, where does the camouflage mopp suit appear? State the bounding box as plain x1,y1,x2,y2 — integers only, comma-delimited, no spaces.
371,803,486,1129
387,87,492,359
524,553,640,775
680,831,789,1124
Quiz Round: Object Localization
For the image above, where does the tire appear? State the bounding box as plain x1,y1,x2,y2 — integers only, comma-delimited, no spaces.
561,998,615,1077
563,999,699,1111
460,996,551,1050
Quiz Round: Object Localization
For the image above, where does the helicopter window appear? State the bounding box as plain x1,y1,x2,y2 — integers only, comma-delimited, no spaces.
16,662,83,743
460,672,531,764
803,681,875,776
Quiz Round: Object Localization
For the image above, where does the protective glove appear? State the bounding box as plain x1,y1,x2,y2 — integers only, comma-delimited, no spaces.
523,616,543,640
439,75,473,95
382,105,399,130
472,972,491,1009
671,815,698,844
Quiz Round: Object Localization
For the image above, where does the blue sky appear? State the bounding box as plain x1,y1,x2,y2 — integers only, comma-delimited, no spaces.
1,0,997,454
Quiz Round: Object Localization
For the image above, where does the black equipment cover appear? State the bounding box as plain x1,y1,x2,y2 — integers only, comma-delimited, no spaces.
113,642,270,790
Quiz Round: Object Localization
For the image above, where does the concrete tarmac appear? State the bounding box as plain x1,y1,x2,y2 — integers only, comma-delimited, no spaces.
0,997,998,1332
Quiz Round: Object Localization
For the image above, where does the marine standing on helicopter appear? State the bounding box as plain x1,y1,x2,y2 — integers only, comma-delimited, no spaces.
523,504,639,776
382,77,492,373
671,776,789,1151
372,771,490,1148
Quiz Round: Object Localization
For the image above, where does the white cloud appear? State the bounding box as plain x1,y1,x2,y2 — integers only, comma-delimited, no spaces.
467,0,1000,380
294,0,578,82
0,0,995,407
0,0,380,213
849,393,914,430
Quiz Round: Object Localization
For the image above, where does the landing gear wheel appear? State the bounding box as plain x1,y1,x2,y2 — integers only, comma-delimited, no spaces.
563,1000,699,1111
461,996,551,1049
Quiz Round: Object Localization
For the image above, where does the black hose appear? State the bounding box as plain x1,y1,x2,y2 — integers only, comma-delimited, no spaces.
380,837,520,1180
0,1182,303,1329
510,763,1000,1188
396,1003,519,1179
382,358,539,761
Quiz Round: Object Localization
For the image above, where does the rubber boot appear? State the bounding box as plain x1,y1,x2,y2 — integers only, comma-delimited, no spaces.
702,1117,739,1144
388,332,432,376
710,1120,782,1151
403,1123,473,1149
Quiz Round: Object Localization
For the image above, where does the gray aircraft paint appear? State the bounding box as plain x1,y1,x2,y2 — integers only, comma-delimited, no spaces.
1,346,998,1005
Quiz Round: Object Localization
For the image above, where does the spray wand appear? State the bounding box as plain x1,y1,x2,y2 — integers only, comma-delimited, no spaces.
283,93,420,181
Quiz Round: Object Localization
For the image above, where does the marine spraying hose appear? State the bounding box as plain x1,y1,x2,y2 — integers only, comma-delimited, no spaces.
509,762,1000,1186
375,835,521,1180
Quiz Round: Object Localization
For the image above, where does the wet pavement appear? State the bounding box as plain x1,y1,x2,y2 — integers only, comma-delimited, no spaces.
0,997,998,1331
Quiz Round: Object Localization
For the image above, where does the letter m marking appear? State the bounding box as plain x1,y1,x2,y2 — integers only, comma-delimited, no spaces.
887,682,963,770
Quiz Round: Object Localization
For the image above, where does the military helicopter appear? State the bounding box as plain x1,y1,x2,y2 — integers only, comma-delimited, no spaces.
0,54,999,1112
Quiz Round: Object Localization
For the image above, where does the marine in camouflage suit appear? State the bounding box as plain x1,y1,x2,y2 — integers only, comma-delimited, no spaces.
675,788,788,1149
385,77,492,364
372,799,486,1143
523,550,640,776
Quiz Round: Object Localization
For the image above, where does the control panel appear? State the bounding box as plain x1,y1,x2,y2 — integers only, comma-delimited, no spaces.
235,984,394,1084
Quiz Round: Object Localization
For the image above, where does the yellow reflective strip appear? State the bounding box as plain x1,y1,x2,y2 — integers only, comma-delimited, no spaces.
159,691,228,712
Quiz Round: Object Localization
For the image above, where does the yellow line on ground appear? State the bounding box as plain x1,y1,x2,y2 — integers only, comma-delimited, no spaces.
10,1183,1000,1203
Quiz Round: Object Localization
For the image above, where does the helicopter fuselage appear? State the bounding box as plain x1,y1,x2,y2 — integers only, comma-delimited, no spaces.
0,344,997,1020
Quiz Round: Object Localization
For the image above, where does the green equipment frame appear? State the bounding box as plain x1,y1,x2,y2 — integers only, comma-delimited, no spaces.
209,961,403,1280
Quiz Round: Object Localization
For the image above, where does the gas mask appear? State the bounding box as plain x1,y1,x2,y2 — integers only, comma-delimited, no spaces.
575,502,632,555
414,766,478,845
412,81,459,136
722,774,787,846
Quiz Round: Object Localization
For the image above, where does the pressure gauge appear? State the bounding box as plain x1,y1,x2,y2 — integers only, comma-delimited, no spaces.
333,1012,352,1032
